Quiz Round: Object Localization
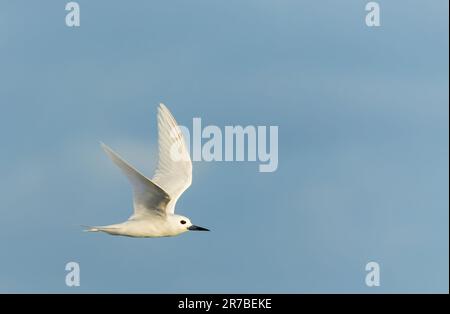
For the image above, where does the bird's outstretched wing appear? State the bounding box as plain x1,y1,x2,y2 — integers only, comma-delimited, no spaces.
152,103,192,214
101,143,170,218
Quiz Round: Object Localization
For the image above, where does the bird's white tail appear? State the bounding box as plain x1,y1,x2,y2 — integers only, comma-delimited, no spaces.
81,225,100,232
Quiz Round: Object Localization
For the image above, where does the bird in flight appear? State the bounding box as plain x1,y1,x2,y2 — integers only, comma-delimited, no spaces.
84,103,209,237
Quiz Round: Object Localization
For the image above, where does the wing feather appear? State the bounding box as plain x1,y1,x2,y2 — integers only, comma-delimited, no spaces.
152,103,192,214
101,143,170,218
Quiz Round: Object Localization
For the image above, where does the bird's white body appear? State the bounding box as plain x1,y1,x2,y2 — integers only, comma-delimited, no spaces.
89,215,190,238
85,104,209,238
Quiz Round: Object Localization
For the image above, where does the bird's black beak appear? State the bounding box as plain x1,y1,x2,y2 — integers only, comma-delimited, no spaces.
188,225,210,231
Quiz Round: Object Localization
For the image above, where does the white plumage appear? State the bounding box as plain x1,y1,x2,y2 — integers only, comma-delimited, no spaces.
85,103,209,237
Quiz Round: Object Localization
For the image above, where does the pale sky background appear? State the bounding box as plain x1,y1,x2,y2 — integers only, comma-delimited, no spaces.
0,1,448,293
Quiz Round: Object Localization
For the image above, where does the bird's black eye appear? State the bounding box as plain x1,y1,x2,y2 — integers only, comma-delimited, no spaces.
180,220,186,225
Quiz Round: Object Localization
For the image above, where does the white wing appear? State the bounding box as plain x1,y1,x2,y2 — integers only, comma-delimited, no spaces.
101,143,171,218
152,103,192,214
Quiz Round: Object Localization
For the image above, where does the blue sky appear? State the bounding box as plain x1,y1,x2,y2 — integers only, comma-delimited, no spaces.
0,0,448,293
